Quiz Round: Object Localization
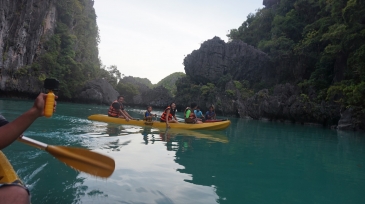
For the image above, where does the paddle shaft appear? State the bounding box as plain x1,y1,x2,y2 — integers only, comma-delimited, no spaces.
18,136,47,150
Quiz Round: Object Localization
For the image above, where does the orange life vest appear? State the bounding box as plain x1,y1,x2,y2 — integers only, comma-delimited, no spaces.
108,101,121,117
160,106,173,121
184,107,195,119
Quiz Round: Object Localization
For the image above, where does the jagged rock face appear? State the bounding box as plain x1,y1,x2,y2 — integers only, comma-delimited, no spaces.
76,79,119,105
132,86,174,108
0,0,56,92
337,108,365,131
183,37,272,85
238,83,341,125
174,77,238,115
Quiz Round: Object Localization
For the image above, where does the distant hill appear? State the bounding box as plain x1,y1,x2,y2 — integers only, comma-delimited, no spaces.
116,74,185,100
116,76,153,100
120,76,153,88
155,72,185,96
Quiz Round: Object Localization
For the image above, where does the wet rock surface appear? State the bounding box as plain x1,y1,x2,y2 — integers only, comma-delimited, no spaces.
77,79,119,105
239,84,341,125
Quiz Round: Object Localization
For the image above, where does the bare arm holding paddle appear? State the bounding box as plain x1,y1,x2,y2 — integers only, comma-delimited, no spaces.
0,93,57,150
0,93,56,204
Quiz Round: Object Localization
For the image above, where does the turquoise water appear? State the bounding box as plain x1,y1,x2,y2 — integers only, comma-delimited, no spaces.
1,99,365,204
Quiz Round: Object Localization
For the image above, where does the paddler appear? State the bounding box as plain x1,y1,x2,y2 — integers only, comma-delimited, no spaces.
184,102,203,124
108,95,134,121
0,93,57,204
144,106,157,122
205,104,216,120
160,102,179,128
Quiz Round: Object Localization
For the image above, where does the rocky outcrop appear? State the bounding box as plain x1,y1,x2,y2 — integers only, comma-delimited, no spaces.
337,108,365,131
183,37,273,85
238,83,341,125
174,76,240,115
76,79,119,105
178,36,354,128
338,109,356,130
132,86,174,108
0,0,56,93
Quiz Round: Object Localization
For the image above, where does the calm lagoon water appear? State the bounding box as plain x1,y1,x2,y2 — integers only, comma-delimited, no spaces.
0,98,364,204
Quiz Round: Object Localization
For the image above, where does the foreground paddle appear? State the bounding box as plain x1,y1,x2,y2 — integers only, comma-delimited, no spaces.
17,136,115,178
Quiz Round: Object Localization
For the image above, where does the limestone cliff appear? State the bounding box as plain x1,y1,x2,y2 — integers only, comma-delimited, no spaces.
0,0,100,98
176,37,365,130
177,37,274,115
184,37,273,86
0,0,56,93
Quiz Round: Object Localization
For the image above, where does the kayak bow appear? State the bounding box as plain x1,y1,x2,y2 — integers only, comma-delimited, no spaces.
0,151,19,184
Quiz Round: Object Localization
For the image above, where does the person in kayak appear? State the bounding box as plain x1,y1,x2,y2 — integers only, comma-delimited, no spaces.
193,106,205,121
184,103,203,124
108,96,134,121
0,93,57,204
144,106,157,122
160,102,179,128
205,105,216,120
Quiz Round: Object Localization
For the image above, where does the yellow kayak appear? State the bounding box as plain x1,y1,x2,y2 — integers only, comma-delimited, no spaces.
88,114,231,131
0,151,19,184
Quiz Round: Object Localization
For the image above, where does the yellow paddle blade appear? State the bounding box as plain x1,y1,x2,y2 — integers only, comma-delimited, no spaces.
46,145,115,178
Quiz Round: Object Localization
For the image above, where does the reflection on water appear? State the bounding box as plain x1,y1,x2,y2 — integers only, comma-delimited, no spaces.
1,99,365,204
72,121,230,203
106,124,123,136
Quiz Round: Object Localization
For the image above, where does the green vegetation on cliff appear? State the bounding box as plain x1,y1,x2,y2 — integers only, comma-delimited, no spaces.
114,73,185,99
16,0,100,98
115,76,152,99
227,0,365,111
155,72,185,96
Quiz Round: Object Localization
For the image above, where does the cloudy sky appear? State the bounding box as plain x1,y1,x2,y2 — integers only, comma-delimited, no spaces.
94,0,263,84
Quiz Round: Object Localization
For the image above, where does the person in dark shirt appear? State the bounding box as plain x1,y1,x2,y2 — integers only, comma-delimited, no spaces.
0,93,57,204
0,114,8,127
108,96,133,121
205,105,216,120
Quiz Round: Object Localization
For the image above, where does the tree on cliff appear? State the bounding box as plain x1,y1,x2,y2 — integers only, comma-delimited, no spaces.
99,65,122,88
155,72,185,96
227,0,365,112
115,76,153,101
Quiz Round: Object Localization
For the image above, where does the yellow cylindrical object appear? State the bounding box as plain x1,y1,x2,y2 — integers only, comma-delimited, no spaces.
44,90,55,118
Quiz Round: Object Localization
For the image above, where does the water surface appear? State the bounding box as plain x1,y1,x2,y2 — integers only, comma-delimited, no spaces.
0,99,364,203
